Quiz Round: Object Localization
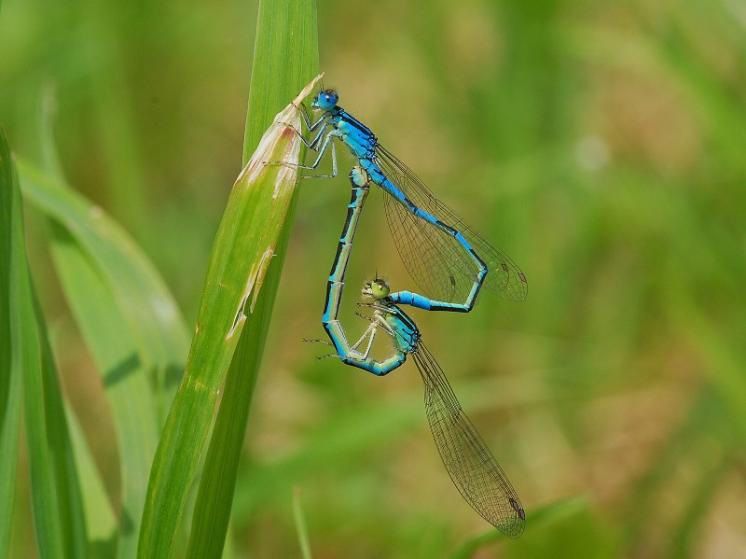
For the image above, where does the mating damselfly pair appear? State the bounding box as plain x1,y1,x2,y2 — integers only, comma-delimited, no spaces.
281,87,527,537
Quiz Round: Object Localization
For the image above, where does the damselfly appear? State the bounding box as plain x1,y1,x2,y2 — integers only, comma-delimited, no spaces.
323,166,486,373
289,89,527,310
319,167,525,536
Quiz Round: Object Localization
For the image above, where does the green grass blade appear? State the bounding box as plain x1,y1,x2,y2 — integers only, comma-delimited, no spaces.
16,246,65,559
138,72,321,559
5,132,67,559
185,2,318,556
242,0,319,161
50,224,159,559
3,130,87,558
65,409,117,555
17,160,189,419
32,297,89,558
34,101,174,558
0,133,24,559
292,488,313,559
183,321,262,559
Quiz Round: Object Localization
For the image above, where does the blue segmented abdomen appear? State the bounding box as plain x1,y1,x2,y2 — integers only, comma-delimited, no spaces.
357,159,487,313
321,167,409,377
359,160,439,225
359,160,396,192
389,291,435,311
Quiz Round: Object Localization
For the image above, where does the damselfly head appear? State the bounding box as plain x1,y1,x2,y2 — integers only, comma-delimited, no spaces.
312,89,338,111
362,278,390,301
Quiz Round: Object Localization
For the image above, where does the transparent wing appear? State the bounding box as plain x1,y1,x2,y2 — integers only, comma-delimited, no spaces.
413,343,525,537
376,145,527,302
382,191,475,304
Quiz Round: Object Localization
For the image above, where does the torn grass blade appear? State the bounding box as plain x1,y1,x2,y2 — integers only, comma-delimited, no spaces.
137,75,322,559
186,0,319,553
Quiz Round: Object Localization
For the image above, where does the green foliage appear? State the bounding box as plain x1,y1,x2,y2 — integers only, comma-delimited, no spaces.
138,0,319,550
18,152,190,557
1,0,746,557
186,2,319,557
65,411,117,553
2,131,86,559
0,133,23,559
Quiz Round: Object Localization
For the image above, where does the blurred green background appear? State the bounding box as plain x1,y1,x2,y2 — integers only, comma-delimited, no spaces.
2,0,746,557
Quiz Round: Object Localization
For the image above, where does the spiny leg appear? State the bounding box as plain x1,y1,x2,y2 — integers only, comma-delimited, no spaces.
268,120,327,151
302,337,332,346
294,133,338,178
264,131,338,180
349,322,378,359
297,103,325,133
354,305,374,323
276,104,325,135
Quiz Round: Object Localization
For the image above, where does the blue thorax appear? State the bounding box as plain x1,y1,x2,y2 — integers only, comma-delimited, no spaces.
323,106,378,159
383,303,420,354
